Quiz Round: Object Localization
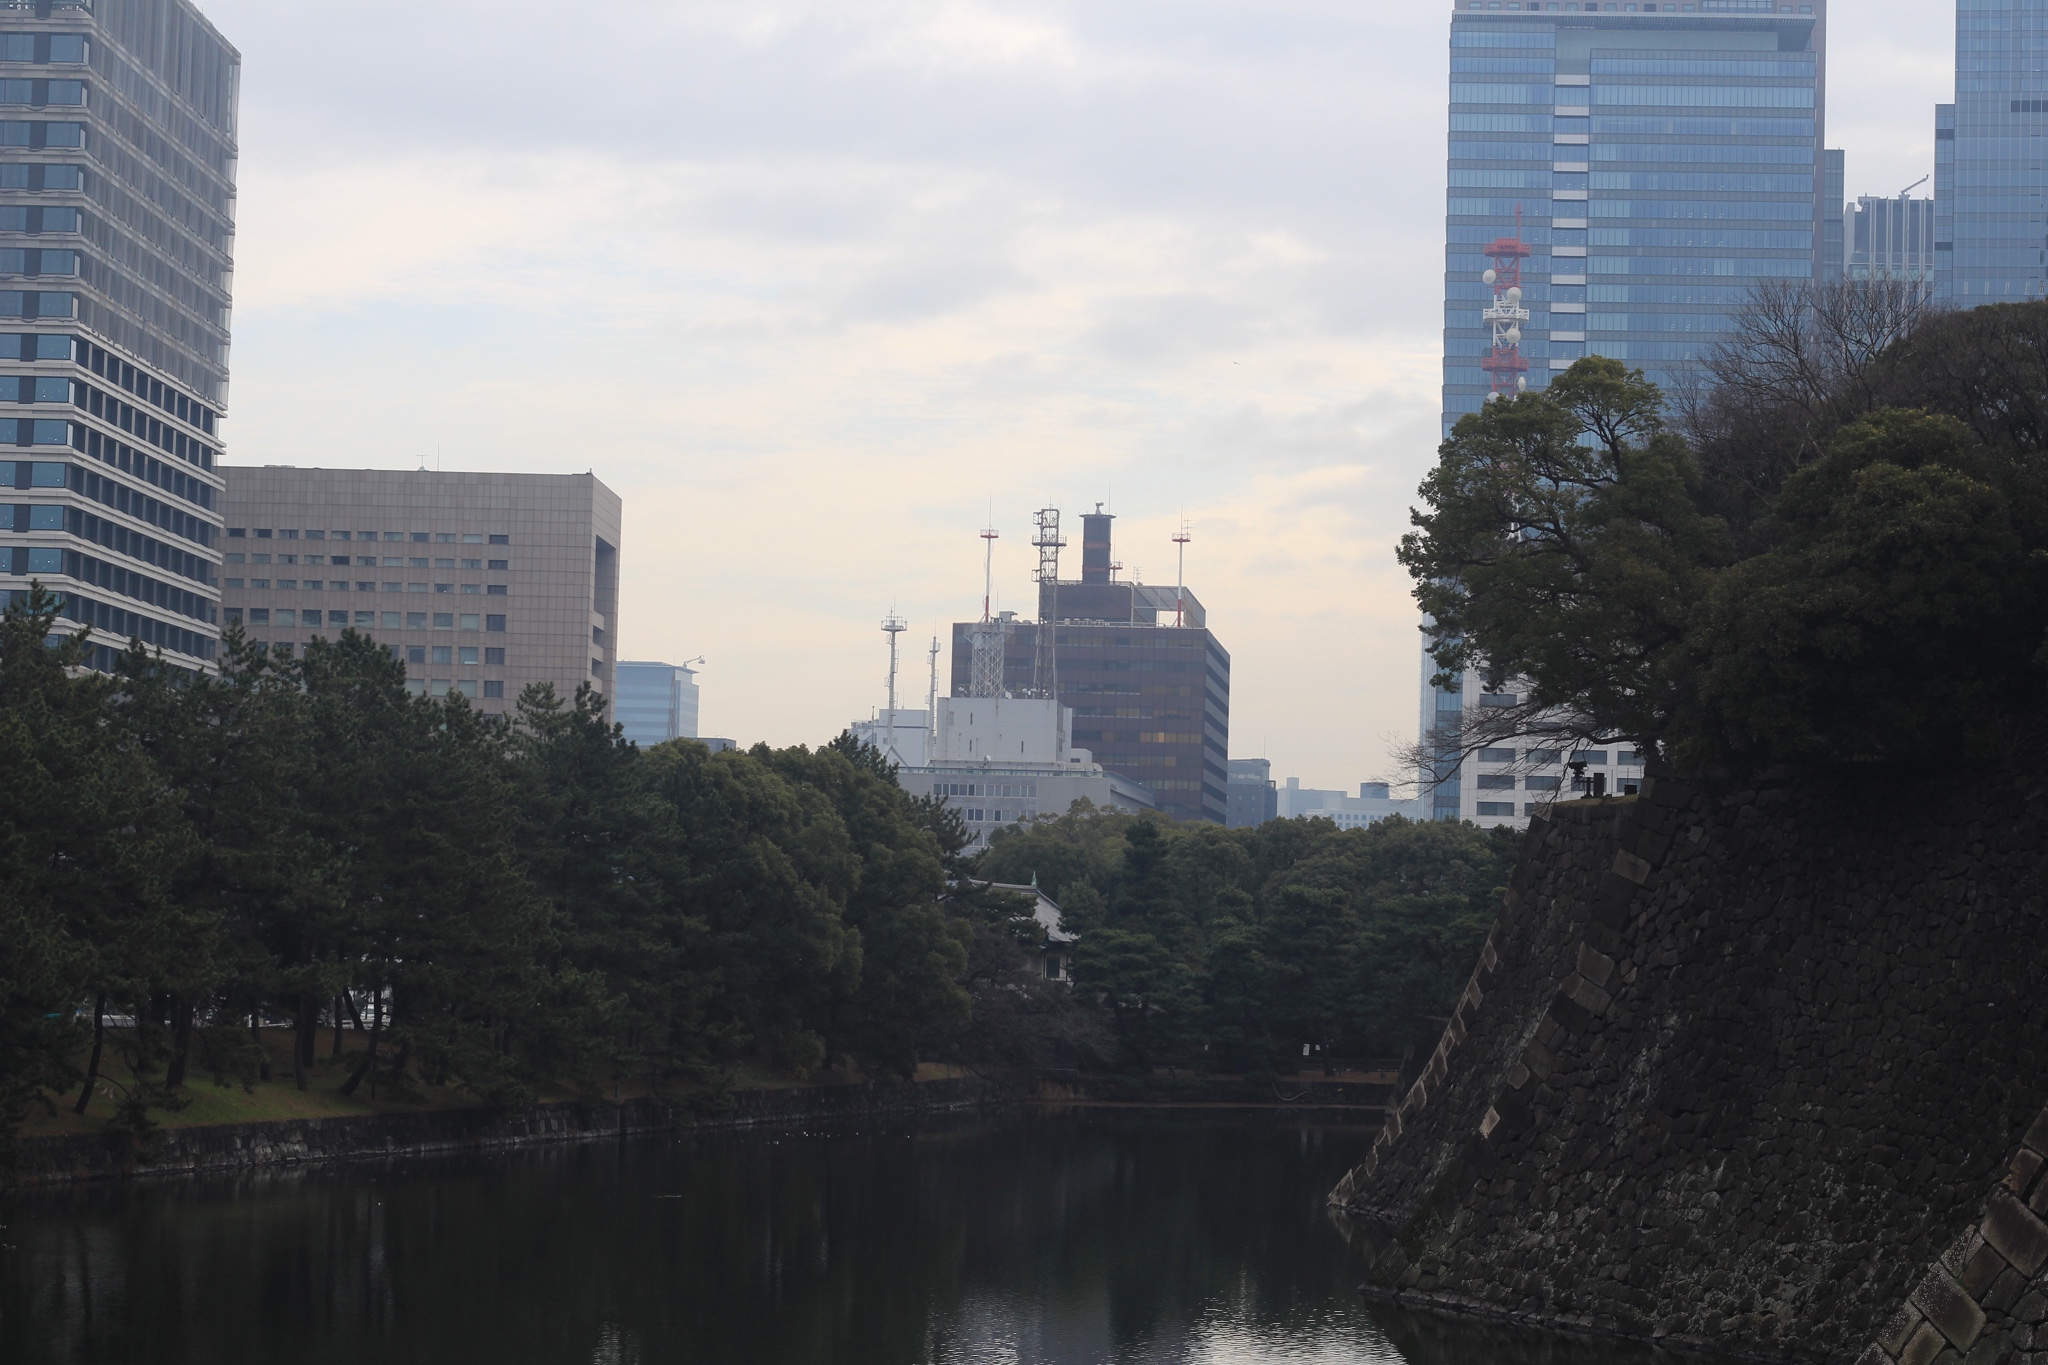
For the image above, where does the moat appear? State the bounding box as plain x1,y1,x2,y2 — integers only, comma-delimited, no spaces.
0,1109,1716,1364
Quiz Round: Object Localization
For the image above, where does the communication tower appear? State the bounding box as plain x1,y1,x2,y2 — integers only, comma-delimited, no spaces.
1480,206,1532,401
979,523,999,622
1172,518,1192,628
1032,507,1065,699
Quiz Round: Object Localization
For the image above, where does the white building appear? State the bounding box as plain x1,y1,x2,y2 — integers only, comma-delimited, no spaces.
851,695,1155,849
1275,779,1419,829
1417,637,1646,832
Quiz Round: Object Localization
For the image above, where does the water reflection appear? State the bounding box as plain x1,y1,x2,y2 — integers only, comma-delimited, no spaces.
0,1108,1716,1364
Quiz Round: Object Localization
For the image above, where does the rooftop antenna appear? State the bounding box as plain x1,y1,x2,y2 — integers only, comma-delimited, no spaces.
1173,517,1192,628
926,633,940,742
1898,174,1929,198
1032,507,1065,699
980,520,999,623
881,611,907,752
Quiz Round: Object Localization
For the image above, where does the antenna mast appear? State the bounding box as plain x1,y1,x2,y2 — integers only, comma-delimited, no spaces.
1172,518,1192,628
979,523,999,623
1032,507,1064,699
926,634,940,741
881,611,907,724
1480,204,1532,401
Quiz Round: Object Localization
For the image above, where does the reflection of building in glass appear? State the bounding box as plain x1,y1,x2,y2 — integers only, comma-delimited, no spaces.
2,0,241,672
1442,0,1828,432
1934,1,2048,305
615,660,699,747
1849,195,1935,295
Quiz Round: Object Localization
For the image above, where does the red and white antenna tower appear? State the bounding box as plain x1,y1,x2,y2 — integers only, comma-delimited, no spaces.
1480,205,1532,401
1172,518,1192,628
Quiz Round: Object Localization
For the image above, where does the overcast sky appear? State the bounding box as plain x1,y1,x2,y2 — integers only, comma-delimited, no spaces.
201,0,1953,789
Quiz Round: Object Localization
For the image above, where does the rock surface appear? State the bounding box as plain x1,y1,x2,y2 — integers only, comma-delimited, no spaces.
1329,773,2048,1363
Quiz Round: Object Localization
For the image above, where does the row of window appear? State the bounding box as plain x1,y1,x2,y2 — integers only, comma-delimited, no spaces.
227,528,512,544
81,431,217,507
67,464,212,547
0,204,80,234
0,34,88,65
224,580,508,595
0,79,84,108
4,545,212,623
928,782,1038,798
0,247,75,275
55,589,214,662
0,162,82,191
1475,747,1644,765
0,120,81,149
228,607,508,632
1461,2,1809,11
24,505,213,585
78,338,219,436
0,289,69,318
228,553,509,569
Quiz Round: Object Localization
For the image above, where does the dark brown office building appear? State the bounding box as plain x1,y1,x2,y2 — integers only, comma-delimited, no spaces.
950,512,1228,823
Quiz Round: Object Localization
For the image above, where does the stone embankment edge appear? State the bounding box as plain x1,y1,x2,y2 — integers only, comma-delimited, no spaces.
1858,1105,2048,1365
3,1075,1016,1187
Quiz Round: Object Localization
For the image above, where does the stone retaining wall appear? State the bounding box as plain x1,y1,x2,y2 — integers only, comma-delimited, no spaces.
1329,773,2048,1364
5,1076,1012,1186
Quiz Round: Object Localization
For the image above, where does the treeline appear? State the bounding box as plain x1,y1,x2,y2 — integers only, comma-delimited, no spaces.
0,587,1046,1148
980,807,1518,1075
1404,296,2048,776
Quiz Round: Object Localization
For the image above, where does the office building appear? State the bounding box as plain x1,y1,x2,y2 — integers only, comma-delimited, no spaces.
849,696,1155,850
1932,0,2048,304
949,509,1229,824
1276,778,1419,830
615,659,699,747
1848,194,1936,295
1443,0,1827,430
1226,758,1278,829
1822,148,1845,278
0,0,238,671
220,468,621,718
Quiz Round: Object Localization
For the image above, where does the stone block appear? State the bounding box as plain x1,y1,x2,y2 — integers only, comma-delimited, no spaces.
2026,1107,2048,1155
1902,1322,1951,1365
1985,1193,2048,1277
1964,1333,2010,1365
1578,942,1617,990
1856,1348,1899,1365
2008,1150,2045,1198
1883,1307,1933,1355
1913,1268,1987,1351
1567,973,1614,1017
1614,849,1653,885
1985,1269,2027,1316
1963,1242,2012,1298
1550,990,1595,1036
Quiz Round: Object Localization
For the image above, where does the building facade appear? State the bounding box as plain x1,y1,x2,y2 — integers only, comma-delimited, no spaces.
1226,757,1278,829
850,696,1156,850
0,0,237,671
1443,0,1827,430
220,468,621,718
1933,0,2048,305
949,512,1229,824
1848,194,1936,294
614,659,698,747
1275,779,1420,829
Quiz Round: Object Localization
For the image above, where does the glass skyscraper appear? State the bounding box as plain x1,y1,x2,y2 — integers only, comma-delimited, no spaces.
1933,0,2048,304
0,0,236,670
1443,0,1827,433
614,660,700,748
1432,0,1825,826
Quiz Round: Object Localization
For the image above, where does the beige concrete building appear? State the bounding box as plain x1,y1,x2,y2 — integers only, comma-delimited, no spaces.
219,468,621,718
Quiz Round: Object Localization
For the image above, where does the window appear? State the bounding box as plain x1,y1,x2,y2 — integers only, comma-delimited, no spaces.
487,559,508,570
485,647,504,665
483,680,504,699
462,533,483,543
459,646,479,665
249,578,269,589
328,610,347,626
355,611,374,626
381,611,400,628
431,645,451,664
487,584,507,595
489,534,509,544
459,613,480,630
406,611,426,628
1477,692,1520,708
1572,750,1608,765
405,679,426,697
332,531,351,541
408,557,427,568
429,680,450,697
456,680,478,698
433,557,454,568
411,532,428,543
383,532,402,542
224,552,244,564
249,608,270,625
1476,774,1516,790
1527,775,1562,791
1618,750,1644,765
227,528,244,538
357,581,373,592
486,614,506,632
462,558,480,569
1475,747,1515,763
1476,801,1517,817
435,532,455,543
433,612,453,628
461,583,480,594
1527,749,1561,764
405,645,425,664
406,582,426,594
223,577,242,588
434,582,452,593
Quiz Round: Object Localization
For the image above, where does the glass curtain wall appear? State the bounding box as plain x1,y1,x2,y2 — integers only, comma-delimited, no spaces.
1935,0,2048,304
1443,1,1824,432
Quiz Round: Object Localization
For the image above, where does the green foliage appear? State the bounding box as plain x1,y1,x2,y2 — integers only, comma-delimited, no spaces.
982,807,1518,1072
1403,309,2048,773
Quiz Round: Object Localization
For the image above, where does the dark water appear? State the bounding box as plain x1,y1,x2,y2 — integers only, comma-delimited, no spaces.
0,1108,1697,1364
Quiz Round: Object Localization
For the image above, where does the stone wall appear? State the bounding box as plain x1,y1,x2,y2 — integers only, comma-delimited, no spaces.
1329,772,2048,1363
5,1076,1011,1187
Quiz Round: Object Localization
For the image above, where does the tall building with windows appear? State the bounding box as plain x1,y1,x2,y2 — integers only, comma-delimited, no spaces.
219,469,621,719
949,511,1229,825
0,0,237,670
1443,0,1827,431
1932,1,2048,305
1849,194,1936,295
614,659,699,747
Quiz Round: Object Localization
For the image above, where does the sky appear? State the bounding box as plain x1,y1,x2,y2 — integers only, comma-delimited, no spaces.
201,0,1953,790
